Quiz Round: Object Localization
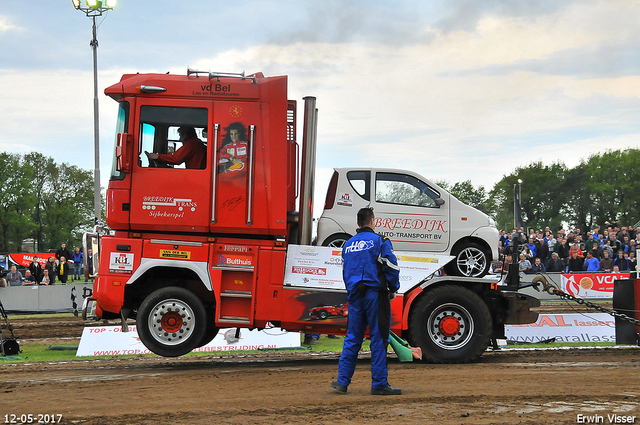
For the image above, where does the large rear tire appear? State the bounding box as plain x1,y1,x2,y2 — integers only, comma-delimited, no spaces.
196,307,220,348
408,285,492,363
137,287,207,357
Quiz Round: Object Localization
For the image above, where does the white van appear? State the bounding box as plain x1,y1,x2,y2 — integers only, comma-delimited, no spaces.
316,168,499,277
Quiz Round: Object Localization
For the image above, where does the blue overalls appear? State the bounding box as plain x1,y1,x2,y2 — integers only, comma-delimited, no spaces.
337,227,400,389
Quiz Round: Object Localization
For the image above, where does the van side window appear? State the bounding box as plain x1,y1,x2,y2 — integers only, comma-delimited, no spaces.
375,172,440,207
346,170,370,201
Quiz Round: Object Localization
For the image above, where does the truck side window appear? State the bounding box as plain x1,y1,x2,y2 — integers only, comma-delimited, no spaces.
138,106,208,169
375,172,440,207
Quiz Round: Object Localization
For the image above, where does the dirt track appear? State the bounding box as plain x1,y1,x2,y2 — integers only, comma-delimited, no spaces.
2,314,640,424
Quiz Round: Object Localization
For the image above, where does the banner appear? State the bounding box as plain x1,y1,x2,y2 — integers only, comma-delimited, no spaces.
506,313,616,343
76,325,300,357
284,245,453,294
561,273,630,298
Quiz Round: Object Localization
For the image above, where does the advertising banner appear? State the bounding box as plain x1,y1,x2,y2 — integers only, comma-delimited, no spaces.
506,313,616,343
284,245,453,294
561,273,630,299
76,325,300,357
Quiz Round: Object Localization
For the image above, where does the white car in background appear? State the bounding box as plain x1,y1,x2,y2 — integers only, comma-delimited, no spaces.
316,168,499,277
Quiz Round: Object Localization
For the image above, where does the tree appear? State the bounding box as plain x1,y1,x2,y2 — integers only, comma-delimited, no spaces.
41,163,94,250
24,152,56,251
0,153,37,251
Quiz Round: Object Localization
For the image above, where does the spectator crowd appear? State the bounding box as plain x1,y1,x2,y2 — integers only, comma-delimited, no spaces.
0,242,92,287
492,222,639,275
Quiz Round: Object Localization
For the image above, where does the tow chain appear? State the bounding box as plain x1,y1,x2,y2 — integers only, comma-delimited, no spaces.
532,275,640,327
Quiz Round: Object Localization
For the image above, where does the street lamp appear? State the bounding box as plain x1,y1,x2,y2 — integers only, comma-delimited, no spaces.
72,0,117,225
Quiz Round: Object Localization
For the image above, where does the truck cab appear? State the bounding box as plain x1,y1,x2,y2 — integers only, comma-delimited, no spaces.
317,168,498,277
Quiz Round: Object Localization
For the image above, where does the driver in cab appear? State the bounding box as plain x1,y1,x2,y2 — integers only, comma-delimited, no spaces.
145,126,206,169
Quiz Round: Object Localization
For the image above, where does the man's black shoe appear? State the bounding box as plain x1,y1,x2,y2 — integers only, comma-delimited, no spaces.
327,335,339,339
371,386,402,395
331,380,347,393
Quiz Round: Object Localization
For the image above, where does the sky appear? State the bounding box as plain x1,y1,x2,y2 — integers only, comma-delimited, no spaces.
1,1,639,215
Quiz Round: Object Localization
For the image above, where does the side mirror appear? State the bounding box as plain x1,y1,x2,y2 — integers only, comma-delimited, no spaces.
435,198,445,207
115,133,133,173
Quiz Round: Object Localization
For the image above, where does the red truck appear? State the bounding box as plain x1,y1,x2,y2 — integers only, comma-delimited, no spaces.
83,68,539,363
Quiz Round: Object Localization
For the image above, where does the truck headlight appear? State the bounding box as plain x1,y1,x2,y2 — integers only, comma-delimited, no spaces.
488,217,497,227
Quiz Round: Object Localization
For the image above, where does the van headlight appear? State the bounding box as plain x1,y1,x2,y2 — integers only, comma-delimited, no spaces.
488,217,496,227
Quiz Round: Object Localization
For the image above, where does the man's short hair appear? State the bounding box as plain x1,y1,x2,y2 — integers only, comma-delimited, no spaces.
357,207,375,227
178,126,197,139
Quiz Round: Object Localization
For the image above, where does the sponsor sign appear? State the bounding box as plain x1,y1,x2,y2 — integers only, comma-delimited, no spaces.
109,252,134,274
8,253,51,267
160,249,191,259
336,192,353,207
506,313,616,343
142,196,198,220
76,325,300,357
217,254,252,267
561,273,630,299
284,245,453,294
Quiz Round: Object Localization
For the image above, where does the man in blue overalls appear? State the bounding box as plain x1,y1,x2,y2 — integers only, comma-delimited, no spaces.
331,207,401,395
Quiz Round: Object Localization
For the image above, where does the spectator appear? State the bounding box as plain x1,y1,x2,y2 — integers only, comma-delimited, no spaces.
531,257,546,273
56,243,73,264
7,266,23,286
28,255,44,285
538,238,550,262
609,234,622,255
568,250,584,272
614,251,629,271
0,266,6,287
57,256,69,284
599,250,614,272
526,237,537,258
86,248,94,282
24,270,36,285
519,254,532,274
46,256,57,285
489,256,504,275
71,247,83,282
41,269,51,285
601,241,613,259
628,252,637,272
569,243,583,259
583,251,600,272
546,252,565,273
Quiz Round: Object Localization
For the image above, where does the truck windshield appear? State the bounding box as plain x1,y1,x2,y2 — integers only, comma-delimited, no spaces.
110,101,129,181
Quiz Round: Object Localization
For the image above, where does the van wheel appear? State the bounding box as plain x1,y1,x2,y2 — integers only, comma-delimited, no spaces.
137,287,207,357
408,285,492,363
322,233,351,248
447,243,490,277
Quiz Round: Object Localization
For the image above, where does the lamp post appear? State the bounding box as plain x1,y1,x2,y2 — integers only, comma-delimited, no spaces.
72,0,117,225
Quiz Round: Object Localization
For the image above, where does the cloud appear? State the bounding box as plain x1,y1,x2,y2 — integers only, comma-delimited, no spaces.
0,15,21,33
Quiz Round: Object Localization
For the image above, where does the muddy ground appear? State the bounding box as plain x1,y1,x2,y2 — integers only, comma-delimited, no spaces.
2,307,640,425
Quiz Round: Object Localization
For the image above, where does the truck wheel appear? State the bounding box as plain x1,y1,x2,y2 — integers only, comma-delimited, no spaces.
408,285,492,363
196,308,220,348
137,287,207,357
318,310,329,320
447,243,490,277
322,233,351,248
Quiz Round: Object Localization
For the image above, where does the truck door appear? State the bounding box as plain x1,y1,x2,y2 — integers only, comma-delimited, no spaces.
210,101,266,234
129,100,212,233
372,170,451,252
